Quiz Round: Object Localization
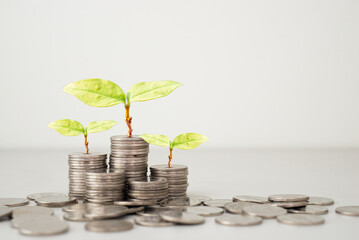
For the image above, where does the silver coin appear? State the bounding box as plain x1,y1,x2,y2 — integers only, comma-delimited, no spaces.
0,198,29,207
27,192,67,201
62,203,102,213
189,198,202,206
186,206,224,217
224,202,257,214
36,196,77,207
215,213,263,226
12,215,34,228
268,201,308,208
277,214,325,225
335,206,359,216
203,199,232,208
233,195,269,204
84,205,129,220
268,194,309,202
126,206,145,214
159,210,205,225
187,194,212,202
12,206,54,218
0,206,12,218
63,212,90,222
85,219,133,232
242,205,287,219
18,215,69,236
288,205,328,215
160,197,189,206
114,199,157,207
308,197,334,206
135,215,174,227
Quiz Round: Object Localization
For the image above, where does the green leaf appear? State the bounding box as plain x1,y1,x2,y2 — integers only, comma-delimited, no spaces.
128,80,182,102
63,79,126,107
140,134,171,147
172,133,209,150
86,120,118,133
48,119,84,136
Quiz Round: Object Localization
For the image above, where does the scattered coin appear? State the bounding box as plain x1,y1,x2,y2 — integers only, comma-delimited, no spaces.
18,215,69,236
203,199,232,208
308,197,334,206
159,210,205,225
115,199,157,207
189,198,202,206
277,214,325,225
63,212,90,222
126,206,145,214
268,194,309,202
62,203,102,213
12,206,54,218
186,206,224,217
268,201,308,208
0,198,29,207
11,215,34,228
335,206,359,216
84,205,129,220
233,195,269,204
135,215,175,227
187,194,212,202
85,219,133,232
0,206,12,219
224,202,257,214
27,193,67,201
36,196,77,207
288,205,328,215
242,205,287,219
215,214,263,226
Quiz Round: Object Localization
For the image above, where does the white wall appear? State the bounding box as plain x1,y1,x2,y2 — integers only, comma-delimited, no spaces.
0,0,358,150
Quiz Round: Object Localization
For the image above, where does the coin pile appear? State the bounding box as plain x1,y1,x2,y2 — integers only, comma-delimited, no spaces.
127,177,169,202
85,170,126,204
68,153,107,199
150,164,188,198
109,136,149,181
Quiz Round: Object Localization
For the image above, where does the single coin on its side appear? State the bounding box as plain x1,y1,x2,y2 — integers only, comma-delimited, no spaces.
215,214,262,226
277,214,325,225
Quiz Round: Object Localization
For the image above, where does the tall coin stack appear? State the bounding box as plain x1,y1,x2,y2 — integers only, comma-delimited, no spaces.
68,153,107,199
127,177,169,202
150,165,189,198
85,170,126,204
109,135,149,181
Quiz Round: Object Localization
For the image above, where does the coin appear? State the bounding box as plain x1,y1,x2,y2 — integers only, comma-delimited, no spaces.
0,206,12,219
27,193,67,201
159,210,205,225
203,199,232,208
268,201,308,208
62,203,102,213
36,196,77,207
84,205,129,220
135,215,175,227
215,214,263,226
189,198,202,206
224,202,257,214
0,198,29,207
63,212,90,222
18,215,69,236
186,206,224,216
187,194,212,202
288,205,328,215
335,206,359,216
12,206,54,218
85,219,133,232
126,206,145,214
308,197,334,206
277,214,325,225
115,199,157,206
233,195,269,204
268,194,309,202
242,205,287,219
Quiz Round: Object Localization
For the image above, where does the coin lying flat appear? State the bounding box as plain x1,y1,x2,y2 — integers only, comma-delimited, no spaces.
18,215,69,236
187,195,212,202
268,194,309,202
288,205,328,215
27,193,67,201
0,206,12,219
186,206,224,217
335,206,359,216
189,198,202,206
115,199,157,207
308,197,334,206
224,202,257,214
126,206,145,214
84,205,129,220
0,198,29,207
203,199,232,208
277,214,325,225
242,205,287,219
268,201,308,208
215,214,262,226
62,203,102,213
159,210,205,225
63,212,90,222
85,220,133,232
36,196,77,207
135,215,175,227
233,195,269,204
12,206,54,218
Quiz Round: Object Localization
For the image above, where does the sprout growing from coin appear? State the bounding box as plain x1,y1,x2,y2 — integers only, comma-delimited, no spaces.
140,133,209,167
63,79,182,138
48,119,117,154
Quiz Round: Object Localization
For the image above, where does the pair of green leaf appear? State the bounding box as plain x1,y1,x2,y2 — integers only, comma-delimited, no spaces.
63,79,182,107
140,133,209,150
48,119,117,136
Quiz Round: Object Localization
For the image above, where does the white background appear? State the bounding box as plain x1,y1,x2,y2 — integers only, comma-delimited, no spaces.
0,0,359,151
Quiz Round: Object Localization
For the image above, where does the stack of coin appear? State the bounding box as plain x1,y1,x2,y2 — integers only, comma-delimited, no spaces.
109,136,149,180
85,170,126,204
127,177,169,202
150,165,188,198
68,153,107,199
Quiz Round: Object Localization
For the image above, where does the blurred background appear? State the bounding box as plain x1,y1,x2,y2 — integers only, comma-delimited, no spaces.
0,0,358,151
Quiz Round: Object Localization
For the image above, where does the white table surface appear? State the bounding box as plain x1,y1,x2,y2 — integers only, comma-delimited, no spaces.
0,148,358,240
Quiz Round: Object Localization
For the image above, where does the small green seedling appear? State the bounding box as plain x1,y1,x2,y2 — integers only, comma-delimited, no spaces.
63,79,182,138
140,133,209,168
48,119,117,154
